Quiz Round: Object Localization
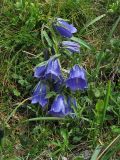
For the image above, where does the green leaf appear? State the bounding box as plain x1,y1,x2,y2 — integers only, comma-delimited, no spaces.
46,91,56,98
13,89,21,97
95,99,104,125
18,79,28,86
93,88,101,98
41,30,52,47
102,81,111,125
35,60,47,67
95,100,104,113
107,16,120,42
90,145,102,160
22,117,65,123
71,36,91,50
111,126,120,134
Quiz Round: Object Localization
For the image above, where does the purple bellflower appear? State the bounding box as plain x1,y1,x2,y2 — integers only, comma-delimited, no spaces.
34,64,46,79
62,41,80,53
31,82,48,107
66,65,87,91
45,58,62,82
49,95,71,117
34,58,62,82
54,18,77,38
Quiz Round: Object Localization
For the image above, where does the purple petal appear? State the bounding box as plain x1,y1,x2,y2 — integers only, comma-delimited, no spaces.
39,94,48,107
66,46,80,53
50,95,66,113
70,65,86,79
31,95,40,104
31,82,49,107
45,58,62,81
62,41,80,53
49,95,70,117
66,78,87,91
34,64,46,78
66,65,87,91
48,111,66,117
55,26,72,38
32,82,41,95
57,19,77,33
62,41,80,48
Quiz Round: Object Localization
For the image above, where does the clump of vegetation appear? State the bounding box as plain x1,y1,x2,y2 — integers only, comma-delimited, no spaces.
0,0,120,159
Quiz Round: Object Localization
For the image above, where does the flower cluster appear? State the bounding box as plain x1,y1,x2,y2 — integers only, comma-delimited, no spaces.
31,18,87,117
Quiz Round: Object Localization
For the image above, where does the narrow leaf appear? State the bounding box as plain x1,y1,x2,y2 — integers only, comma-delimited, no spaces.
22,117,65,122
102,80,111,125
80,14,106,33
91,145,102,160
46,91,56,98
42,30,52,47
107,16,120,42
71,36,91,50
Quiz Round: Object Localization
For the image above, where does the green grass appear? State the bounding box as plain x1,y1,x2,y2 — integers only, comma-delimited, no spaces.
0,0,120,159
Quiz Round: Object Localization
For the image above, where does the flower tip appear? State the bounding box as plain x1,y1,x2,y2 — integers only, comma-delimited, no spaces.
54,18,77,38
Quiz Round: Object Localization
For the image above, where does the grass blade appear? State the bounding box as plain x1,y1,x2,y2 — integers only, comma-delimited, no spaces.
71,36,92,50
5,97,31,124
80,14,106,34
23,117,65,123
97,134,120,160
107,15,120,42
91,145,102,160
102,80,111,126
42,30,52,47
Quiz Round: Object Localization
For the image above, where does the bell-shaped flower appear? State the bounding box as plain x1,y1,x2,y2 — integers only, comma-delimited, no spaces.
45,58,62,82
62,41,80,53
34,64,46,79
54,18,77,38
49,95,70,117
31,82,48,107
66,65,87,91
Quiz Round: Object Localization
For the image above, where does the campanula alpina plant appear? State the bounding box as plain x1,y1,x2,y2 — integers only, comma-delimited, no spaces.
31,17,88,117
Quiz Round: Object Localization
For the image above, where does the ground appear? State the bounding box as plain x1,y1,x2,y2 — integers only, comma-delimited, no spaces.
0,0,120,159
